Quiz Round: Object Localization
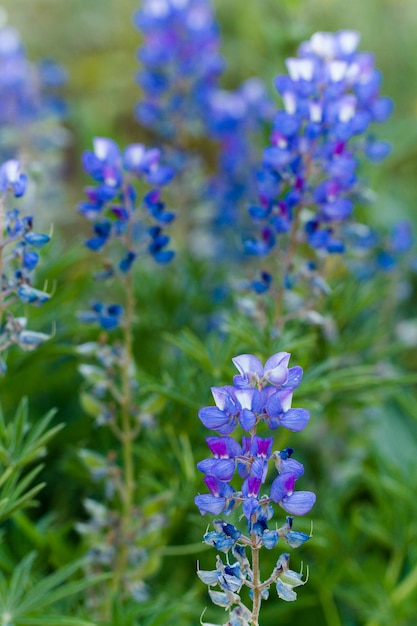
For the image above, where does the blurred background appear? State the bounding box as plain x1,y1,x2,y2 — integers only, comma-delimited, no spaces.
2,0,417,215
0,1,417,625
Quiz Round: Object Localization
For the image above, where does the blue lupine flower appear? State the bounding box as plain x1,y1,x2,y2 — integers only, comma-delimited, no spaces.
196,352,315,522
232,352,295,388
0,160,27,197
134,0,224,139
0,161,52,363
78,138,175,327
270,473,315,515
278,516,311,548
17,284,51,306
246,29,393,264
0,25,66,141
196,355,314,618
82,137,123,188
23,232,51,247
78,302,124,331
148,225,175,263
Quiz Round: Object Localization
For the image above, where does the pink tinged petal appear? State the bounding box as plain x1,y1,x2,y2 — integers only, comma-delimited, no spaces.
244,476,262,498
204,476,235,499
142,147,161,170
206,436,241,459
281,491,316,516
270,473,296,503
264,352,291,385
197,459,235,481
280,408,310,432
195,494,226,515
252,436,273,458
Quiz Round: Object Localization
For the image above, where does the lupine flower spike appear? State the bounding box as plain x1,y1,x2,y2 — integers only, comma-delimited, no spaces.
0,160,51,371
75,137,175,615
244,30,393,326
195,352,315,625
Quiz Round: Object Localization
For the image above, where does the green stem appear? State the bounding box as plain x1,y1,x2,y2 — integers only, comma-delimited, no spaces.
107,212,137,615
120,269,136,520
273,206,301,331
250,531,261,626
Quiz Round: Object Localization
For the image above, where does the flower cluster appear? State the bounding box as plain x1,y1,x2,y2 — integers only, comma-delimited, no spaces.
78,137,175,330
0,160,51,368
205,79,273,239
134,0,275,260
134,0,224,139
195,352,315,621
245,30,393,288
345,219,416,280
0,25,66,159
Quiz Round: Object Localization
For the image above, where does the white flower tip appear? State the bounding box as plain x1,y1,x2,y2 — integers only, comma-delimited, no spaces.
337,30,360,55
329,60,347,82
286,58,314,82
338,95,357,122
93,137,111,160
4,159,20,182
310,32,337,58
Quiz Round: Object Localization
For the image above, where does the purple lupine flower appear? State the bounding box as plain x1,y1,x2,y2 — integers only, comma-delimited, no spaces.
0,26,66,130
134,0,224,139
195,352,314,521
78,137,175,328
0,160,27,197
0,161,51,362
195,352,314,617
204,80,273,238
270,472,315,515
246,29,393,279
78,302,124,331
0,26,66,161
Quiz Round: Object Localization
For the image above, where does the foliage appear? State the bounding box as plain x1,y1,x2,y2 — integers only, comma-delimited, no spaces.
0,1,416,626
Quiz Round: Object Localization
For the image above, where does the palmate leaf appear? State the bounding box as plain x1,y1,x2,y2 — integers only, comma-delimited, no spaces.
0,552,108,625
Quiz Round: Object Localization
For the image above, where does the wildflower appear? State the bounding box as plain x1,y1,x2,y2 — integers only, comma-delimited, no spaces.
245,30,393,303
195,352,315,620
